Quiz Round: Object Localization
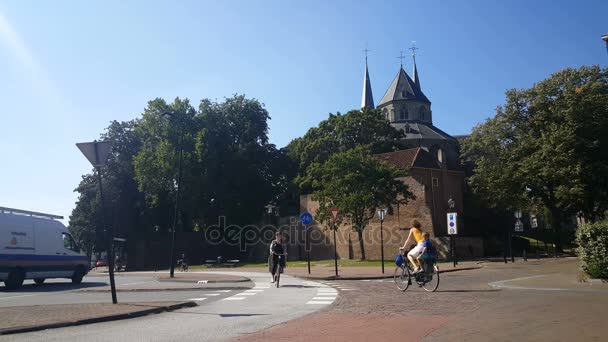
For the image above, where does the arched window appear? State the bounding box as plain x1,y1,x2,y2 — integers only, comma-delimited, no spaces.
382,108,389,121
437,148,444,164
419,106,427,121
399,108,408,121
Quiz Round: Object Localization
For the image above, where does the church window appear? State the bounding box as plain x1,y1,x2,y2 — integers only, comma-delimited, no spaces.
437,148,444,164
399,108,408,121
419,107,427,121
432,177,439,187
382,108,389,121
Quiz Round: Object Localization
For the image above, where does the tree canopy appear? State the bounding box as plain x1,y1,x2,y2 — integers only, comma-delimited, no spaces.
69,95,291,265
287,107,406,193
312,147,412,259
461,65,608,250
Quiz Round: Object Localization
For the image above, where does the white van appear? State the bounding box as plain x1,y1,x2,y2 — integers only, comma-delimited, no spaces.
0,207,89,290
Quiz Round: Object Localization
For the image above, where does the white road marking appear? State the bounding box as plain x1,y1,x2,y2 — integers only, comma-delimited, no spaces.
0,294,38,300
122,282,149,286
306,301,334,305
314,293,337,296
312,297,336,300
187,298,207,301
222,297,246,301
244,289,264,292
216,290,232,293
237,292,258,296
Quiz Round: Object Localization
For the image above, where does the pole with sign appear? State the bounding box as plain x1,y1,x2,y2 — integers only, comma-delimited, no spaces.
377,208,388,274
300,212,313,274
76,140,117,304
330,208,339,277
447,212,458,268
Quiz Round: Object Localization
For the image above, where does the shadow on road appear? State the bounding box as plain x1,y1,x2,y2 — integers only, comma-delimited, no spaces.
279,285,320,289
0,281,107,293
168,311,269,317
436,289,501,293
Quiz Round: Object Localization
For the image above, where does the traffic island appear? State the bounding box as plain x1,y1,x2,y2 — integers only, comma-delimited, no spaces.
0,301,197,335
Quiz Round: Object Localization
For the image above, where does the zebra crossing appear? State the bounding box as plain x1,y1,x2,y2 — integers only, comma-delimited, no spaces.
220,284,270,301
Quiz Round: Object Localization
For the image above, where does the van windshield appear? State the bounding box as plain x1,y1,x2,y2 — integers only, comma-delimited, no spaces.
62,232,80,253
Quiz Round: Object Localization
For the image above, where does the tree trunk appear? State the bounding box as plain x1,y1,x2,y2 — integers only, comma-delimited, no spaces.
547,206,563,253
357,230,366,260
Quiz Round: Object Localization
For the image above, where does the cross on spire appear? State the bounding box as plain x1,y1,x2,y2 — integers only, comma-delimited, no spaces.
397,50,406,68
409,42,419,63
363,47,370,64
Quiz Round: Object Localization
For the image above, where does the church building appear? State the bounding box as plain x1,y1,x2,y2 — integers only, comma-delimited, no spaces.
299,51,483,260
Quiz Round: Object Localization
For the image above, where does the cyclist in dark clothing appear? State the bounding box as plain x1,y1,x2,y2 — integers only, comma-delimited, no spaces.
268,231,287,283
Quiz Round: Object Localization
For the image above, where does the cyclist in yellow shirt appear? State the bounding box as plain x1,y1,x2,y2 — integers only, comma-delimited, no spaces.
399,219,425,273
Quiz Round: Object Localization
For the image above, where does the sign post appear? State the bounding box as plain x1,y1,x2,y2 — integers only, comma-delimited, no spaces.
377,208,388,274
300,212,313,274
447,212,458,268
76,140,117,304
330,208,339,277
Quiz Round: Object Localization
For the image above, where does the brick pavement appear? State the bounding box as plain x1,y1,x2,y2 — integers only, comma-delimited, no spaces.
0,302,196,335
231,258,608,341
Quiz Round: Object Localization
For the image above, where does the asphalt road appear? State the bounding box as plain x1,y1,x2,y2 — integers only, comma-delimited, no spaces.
1,271,336,342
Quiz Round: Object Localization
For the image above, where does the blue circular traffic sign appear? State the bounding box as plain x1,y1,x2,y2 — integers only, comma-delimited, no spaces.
300,212,313,225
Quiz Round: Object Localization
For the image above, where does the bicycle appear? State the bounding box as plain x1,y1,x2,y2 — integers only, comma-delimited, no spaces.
394,249,440,292
177,259,188,272
272,253,286,288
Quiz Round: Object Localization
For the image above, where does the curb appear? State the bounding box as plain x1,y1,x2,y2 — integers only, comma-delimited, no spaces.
0,301,198,336
77,286,251,293
294,266,483,281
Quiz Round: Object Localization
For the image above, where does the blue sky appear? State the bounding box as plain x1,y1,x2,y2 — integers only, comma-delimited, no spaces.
1,0,607,223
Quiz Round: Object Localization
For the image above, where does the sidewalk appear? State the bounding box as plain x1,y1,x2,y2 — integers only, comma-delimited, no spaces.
0,301,196,335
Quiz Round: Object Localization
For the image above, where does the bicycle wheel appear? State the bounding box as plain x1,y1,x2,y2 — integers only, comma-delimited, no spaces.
421,264,440,292
394,265,410,291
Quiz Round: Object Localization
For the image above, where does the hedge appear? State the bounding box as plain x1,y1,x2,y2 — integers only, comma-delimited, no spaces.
576,219,608,279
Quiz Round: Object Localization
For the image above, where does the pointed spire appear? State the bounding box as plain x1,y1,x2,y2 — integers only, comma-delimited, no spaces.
410,42,420,89
361,49,374,109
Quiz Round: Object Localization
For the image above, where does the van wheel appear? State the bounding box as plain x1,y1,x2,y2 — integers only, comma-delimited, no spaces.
34,278,45,285
5,269,25,290
72,267,85,284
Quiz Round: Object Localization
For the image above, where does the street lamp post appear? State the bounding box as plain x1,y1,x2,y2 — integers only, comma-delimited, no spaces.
162,112,185,279
602,34,608,56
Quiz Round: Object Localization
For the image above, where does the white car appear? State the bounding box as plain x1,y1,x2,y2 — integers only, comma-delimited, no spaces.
0,207,89,290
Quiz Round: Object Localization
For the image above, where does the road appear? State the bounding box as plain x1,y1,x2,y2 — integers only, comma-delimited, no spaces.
1,271,336,341
236,258,608,342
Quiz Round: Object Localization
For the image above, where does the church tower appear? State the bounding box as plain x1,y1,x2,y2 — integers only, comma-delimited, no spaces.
376,47,459,169
361,53,375,109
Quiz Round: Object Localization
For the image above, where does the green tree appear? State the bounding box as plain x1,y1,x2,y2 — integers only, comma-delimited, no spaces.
288,107,405,193
312,147,413,260
462,66,608,251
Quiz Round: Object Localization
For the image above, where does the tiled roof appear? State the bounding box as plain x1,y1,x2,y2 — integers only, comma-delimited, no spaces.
374,148,421,169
